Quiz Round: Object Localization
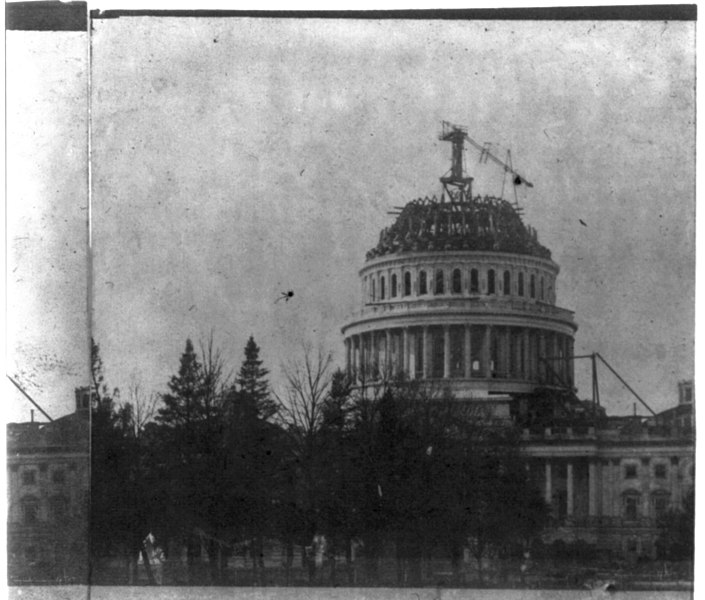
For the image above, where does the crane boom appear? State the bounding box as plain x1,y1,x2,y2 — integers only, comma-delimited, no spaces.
464,133,534,188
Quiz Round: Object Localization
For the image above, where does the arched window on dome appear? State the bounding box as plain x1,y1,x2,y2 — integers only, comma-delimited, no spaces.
487,269,495,295
435,269,444,294
530,274,536,298
470,268,479,293
452,268,462,294
518,272,524,297
371,279,376,302
419,270,428,295
380,276,386,300
540,276,545,301
503,270,511,296
404,271,412,296
391,273,398,298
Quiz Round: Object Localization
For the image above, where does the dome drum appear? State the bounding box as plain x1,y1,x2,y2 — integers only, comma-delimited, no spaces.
360,252,559,307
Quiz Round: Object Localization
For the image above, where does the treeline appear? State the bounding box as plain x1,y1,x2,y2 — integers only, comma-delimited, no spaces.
89,336,549,585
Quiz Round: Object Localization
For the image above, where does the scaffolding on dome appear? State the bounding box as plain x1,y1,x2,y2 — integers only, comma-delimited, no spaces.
367,121,545,261
367,194,550,260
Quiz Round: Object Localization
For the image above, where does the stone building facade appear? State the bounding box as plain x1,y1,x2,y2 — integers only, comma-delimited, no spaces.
6,388,90,583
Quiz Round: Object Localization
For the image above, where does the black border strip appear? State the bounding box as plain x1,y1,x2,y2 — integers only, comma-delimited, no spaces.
6,1,87,31
91,6,696,21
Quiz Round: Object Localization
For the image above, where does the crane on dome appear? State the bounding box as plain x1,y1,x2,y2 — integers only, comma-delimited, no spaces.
438,120,533,205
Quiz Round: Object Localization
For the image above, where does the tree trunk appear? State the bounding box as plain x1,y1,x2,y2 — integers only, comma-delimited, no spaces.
307,546,316,584
345,537,354,585
450,541,463,586
329,554,337,586
140,546,156,585
206,539,220,584
284,540,294,586
395,539,404,585
186,536,199,584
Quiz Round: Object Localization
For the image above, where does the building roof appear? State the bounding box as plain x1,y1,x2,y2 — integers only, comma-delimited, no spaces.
366,194,552,261
7,411,88,455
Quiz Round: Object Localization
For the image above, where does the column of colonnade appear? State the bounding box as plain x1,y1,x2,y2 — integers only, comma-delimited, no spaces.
346,325,572,384
543,457,601,523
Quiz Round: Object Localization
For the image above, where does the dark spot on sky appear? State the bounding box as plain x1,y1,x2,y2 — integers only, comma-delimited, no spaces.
213,38,218,43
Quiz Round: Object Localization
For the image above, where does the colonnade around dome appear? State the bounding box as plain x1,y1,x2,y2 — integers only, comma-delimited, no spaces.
344,323,575,392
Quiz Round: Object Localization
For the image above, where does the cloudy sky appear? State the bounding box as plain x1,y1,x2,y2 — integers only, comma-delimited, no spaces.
8,16,695,421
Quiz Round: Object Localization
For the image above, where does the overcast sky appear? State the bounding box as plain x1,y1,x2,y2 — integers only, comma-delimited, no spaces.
8,17,695,422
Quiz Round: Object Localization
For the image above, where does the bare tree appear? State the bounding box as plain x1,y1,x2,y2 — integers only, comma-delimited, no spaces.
275,344,333,442
123,373,159,437
198,331,234,418
274,343,334,582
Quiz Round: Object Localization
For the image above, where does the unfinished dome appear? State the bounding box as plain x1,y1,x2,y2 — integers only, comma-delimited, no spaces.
366,194,551,261
342,122,577,401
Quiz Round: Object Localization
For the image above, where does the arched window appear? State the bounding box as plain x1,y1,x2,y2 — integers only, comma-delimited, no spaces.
380,276,386,300
530,274,536,298
540,277,545,301
470,269,479,293
622,491,641,521
518,272,524,296
50,495,69,521
503,271,511,295
391,274,398,298
371,279,376,302
435,269,444,294
21,496,39,525
487,269,495,295
452,269,462,294
404,272,412,296
419,270,427,295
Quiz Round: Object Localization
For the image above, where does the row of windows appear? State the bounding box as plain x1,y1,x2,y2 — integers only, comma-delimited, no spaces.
20,468,67,486
20,495,71,525
624,462,683,480
368,268,549,302
622,490,671,521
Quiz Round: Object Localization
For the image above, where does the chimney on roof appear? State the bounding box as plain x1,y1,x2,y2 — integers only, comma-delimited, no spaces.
75,386,93,413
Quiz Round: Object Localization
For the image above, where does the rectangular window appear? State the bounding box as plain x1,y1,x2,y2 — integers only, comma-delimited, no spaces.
654,464,667,479
624,464,637,479
22,470,37,486
52,469,66,484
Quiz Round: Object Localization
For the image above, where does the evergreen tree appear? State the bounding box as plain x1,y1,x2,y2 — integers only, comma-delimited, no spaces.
156,338,205,428
235,335,276,421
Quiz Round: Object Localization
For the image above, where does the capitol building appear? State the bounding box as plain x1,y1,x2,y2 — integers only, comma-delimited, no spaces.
341,123,693,558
